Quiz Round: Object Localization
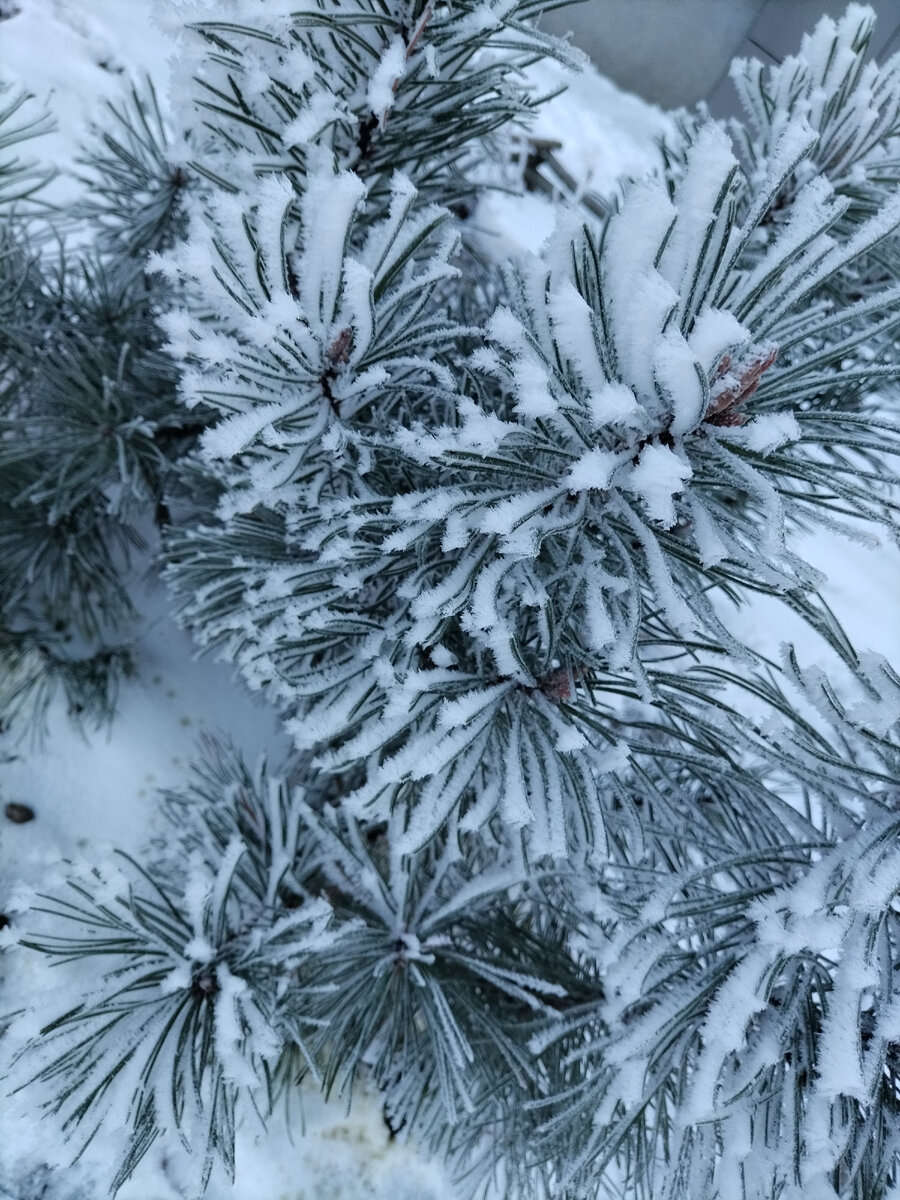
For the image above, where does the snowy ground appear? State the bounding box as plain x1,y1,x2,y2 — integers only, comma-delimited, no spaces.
1,2,899,1198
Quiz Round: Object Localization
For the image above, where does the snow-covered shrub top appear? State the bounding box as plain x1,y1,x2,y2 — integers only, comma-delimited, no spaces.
730,2,900,203
542,812,900,1199
154,166,460,517
159,32,900,864
176,0,580,214
392,115,900,657
9,768,338,1192
7,743,576,1184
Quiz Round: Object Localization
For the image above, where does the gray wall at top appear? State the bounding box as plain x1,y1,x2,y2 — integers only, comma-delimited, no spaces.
539,1,900,115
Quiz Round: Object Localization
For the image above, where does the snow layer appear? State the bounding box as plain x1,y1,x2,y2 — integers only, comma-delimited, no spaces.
0,0,176,204
474,57,675,255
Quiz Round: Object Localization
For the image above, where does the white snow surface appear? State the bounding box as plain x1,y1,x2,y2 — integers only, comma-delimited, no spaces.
2,1,900,1198
1,0,178,205
474,56,675,257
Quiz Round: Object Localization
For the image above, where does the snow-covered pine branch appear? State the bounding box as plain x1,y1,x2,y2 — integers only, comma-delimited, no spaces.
730,3,900,217
163,58,900,861
0,84,196,729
